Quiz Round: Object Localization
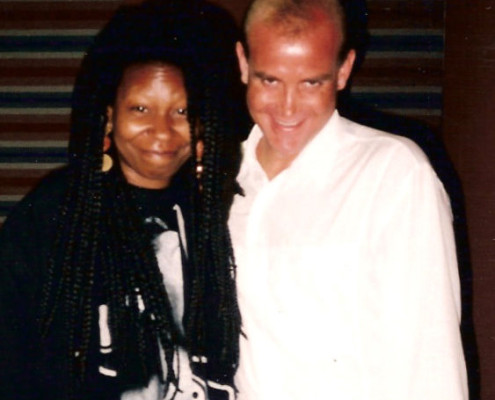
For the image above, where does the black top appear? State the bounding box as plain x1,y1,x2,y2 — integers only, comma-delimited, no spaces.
0,167,232,400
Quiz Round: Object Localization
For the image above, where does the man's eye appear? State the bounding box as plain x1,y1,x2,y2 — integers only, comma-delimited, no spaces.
177,108,188,116
304,80,321,87
262,78,277,86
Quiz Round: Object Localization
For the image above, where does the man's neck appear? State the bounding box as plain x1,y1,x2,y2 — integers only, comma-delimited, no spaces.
255,139,296,180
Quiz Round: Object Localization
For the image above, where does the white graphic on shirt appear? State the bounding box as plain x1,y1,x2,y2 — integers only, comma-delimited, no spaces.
96,212,234,399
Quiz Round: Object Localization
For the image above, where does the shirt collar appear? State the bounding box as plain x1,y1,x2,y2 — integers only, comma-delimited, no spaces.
241,110,341,180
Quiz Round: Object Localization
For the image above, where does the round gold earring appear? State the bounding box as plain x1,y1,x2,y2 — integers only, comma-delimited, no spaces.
102,125,113,172
102,153,113,172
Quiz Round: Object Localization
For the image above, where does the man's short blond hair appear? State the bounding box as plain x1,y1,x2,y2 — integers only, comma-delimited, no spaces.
243,0,347,62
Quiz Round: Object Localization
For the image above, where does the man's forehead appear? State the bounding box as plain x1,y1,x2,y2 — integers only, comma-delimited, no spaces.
247,7,343,49
279,41,309,56
247,17,342,59
247,33,340,81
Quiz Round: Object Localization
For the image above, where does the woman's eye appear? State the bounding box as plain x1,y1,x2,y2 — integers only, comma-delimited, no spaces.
131,105,147,112
176,108,188,116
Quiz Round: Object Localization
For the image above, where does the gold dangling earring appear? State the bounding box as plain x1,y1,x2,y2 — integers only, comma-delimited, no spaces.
196,159,203,181
196,140,204,182
196,157,203,192
102,123,113,172
195,139,204,189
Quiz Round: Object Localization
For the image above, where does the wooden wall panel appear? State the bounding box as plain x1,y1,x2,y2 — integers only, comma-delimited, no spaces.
353,0,444,128
0,1,120,223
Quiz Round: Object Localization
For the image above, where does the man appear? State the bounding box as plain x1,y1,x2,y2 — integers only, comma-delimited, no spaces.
228,0,468,399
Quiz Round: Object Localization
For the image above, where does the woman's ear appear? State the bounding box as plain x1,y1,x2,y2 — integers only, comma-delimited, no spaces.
196,140,204,160
105,106,114,134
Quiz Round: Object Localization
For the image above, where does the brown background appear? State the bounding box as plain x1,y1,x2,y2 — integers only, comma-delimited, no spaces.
443,1,495,399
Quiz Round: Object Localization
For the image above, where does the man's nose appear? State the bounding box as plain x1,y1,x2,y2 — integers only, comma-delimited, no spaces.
280,86,297,117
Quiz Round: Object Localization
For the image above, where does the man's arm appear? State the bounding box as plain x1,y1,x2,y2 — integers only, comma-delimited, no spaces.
364,161,468,399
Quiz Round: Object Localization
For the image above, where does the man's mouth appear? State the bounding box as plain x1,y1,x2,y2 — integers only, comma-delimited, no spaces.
274,118,301,128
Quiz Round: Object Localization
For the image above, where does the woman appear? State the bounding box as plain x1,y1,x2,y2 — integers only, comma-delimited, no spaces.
0,1,247,399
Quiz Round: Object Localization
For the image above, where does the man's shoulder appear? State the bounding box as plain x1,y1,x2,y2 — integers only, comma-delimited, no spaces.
338,114,430,168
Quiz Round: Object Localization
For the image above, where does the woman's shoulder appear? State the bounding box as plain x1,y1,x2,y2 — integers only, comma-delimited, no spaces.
2,167,71,235
26,166,71,201
0,167,72,292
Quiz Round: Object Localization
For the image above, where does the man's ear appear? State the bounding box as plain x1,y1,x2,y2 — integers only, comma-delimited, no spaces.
105,106,114,133
337,49,356,91
236,41,249,84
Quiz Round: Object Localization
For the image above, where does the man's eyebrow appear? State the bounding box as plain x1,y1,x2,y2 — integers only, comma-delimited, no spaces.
253,71,276,80
304,73,333,81
253,71,334,82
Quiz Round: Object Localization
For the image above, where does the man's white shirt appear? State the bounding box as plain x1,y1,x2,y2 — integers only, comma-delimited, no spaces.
229,111,468,400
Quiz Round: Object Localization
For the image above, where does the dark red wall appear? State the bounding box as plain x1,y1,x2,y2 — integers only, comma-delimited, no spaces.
443,1,495,399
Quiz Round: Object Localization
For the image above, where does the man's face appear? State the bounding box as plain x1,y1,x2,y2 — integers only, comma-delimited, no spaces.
237,11,354,169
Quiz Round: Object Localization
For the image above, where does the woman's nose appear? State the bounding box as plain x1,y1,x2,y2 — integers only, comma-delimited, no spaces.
151,115,173,138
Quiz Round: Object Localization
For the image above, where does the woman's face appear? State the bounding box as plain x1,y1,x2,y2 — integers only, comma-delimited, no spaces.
107,63,191,189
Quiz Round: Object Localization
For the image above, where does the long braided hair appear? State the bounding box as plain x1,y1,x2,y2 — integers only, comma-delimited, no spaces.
38,0,247,397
